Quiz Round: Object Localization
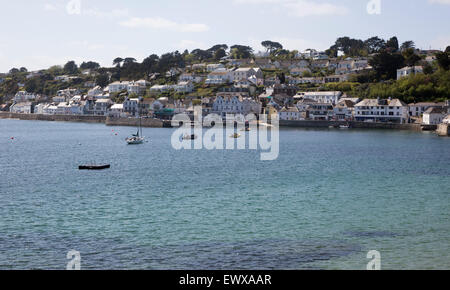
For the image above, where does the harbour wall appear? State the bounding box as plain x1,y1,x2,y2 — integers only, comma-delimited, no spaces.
105,117,164,128
279,120,424,131
0,112,435,132
0,112,105,123
437,124,450,136
0,112,165,128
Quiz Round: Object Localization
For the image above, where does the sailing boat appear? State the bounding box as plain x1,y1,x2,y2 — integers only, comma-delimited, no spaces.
126,115,145,145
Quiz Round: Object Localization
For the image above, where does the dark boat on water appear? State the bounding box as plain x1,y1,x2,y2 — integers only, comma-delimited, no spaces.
79,164,111,170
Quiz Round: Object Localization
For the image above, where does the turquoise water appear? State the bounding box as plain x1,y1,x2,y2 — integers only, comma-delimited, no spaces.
0,119,449,270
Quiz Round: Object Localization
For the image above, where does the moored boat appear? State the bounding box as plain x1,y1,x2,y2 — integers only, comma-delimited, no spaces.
182,134,197,140
230,133,241,138
79,164,110,170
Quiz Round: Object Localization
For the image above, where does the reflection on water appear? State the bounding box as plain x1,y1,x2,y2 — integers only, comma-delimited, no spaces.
0,232,363,269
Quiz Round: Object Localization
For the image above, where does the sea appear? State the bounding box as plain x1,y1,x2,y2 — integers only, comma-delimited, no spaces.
0,119,449,270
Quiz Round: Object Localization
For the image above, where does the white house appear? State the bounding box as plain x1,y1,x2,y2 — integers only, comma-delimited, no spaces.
231,67,263,83
205,69,233,85
423,107,448,125
335,59,355,75
333,100,356,120
10,102,34,114
123,97,141,117
43,104,58,115
355,98,409,124
14,91,37,102
93,99,113,116
408,102,446,117
207,63,225,72
150,84,173,93
34,103,49,114
108,81,130,93
108,104,125,118
52,96,66,103
174,81,194,93
87,86,104,98
56,102,70,115
397,66,423,80
212,94,261,118
179,73,203,83
442,115,450,124
295,91,342,104
127,80,148,95
279,107,301,121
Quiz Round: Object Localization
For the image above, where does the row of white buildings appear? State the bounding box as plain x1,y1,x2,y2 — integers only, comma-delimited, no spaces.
277,93,449,125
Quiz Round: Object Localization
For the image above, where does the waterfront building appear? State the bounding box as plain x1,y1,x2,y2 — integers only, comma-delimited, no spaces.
123,97,141,117
93,99,113,116
279,107,301,121
408,102,446,117
108,104,125,118
43,104,58,115
9,102,34,114
212,94,261,118
423,107,448,125
354,98,409,124
295,91,342,105
333,99,356,120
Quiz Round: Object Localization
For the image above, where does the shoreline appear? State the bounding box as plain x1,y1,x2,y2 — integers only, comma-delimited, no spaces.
0,112,440,132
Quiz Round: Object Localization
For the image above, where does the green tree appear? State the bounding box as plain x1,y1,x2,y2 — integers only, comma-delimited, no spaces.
230,45,253,59
435,51,450,70
80,61,100,70
400,41,415,51
369,50,405,80
402,48,421,66
261,41,283,55
113,57,124,67
386,37,399,52
214,48,227,60
95,74,110,88
64,61,78,75
364,36,386,53
9,68,19,74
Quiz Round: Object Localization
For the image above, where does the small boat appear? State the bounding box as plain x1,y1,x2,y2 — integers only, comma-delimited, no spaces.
126,116,145,145
79,164,110,170
182,134,197,140
230,133,241,138
126,135,145,145
339,124,350,129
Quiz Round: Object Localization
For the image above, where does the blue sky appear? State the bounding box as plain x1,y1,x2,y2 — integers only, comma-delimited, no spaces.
0,0,449,72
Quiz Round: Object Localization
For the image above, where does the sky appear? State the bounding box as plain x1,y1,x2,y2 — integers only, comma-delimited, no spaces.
0,0,449,72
